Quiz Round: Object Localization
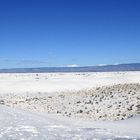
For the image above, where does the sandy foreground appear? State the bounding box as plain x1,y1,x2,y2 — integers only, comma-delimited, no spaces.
0,71,140,139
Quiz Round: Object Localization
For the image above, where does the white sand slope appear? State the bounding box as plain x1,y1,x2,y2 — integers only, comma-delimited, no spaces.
0,105,140,139
0,72,140,139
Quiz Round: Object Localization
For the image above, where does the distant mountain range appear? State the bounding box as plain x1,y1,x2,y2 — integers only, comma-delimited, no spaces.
0,63,140,73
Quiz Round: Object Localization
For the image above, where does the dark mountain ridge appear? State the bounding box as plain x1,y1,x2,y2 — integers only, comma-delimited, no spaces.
0,63,140,73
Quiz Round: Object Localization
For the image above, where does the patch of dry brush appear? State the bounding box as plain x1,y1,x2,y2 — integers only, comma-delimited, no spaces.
0,83,140,121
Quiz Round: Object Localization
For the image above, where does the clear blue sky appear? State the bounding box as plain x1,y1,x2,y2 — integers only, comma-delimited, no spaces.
0,0,140,68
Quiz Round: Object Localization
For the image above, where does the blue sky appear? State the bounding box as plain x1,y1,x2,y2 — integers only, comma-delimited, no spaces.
0,0,140,68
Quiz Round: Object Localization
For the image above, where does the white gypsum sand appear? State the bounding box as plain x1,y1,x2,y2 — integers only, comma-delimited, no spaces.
2,83,139,121
0,71,140,94
0,71,140,139
0,105,140,139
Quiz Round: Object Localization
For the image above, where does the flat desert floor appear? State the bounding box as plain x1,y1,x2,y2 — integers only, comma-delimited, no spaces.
0,72,140,139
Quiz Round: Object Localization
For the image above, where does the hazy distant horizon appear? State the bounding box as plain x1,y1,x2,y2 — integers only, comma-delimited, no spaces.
0,63,140,74
0,62,140,69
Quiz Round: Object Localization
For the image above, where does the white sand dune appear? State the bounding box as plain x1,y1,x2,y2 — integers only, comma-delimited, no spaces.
0,71,140,94
0,105,140,139
0,71,140,139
